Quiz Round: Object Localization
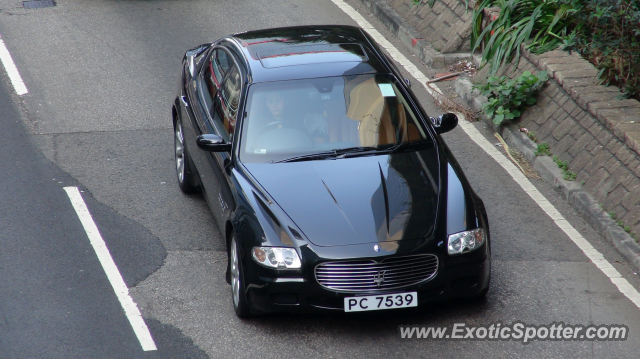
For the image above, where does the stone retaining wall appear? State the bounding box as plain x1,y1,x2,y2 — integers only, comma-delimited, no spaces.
384,0,475,53
364,0,640,262
475,50,640,235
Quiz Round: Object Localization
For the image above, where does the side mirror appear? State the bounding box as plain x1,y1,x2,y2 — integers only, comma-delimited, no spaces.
196,134,232,152
430,113,458,134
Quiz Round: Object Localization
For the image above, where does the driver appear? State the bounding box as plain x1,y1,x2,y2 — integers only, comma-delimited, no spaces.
265,91,326,144
266,91,287,123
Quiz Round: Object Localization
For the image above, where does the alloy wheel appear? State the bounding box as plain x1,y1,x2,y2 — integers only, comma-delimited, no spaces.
174,121,185,183
231,237,240,308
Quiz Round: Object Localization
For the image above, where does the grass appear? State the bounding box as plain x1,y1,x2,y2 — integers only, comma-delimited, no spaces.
535,143,552,156
552,155,576,181
609,211,634,236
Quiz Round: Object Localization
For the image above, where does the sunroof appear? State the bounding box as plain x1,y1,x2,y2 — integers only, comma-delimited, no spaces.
257,43,367,68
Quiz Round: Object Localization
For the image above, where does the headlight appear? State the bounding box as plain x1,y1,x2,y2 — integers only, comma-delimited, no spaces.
252,247,302,269
447,228,486,255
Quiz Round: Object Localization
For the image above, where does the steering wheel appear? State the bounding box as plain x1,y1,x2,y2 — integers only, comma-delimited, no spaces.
257,120,296,137
253,126,314,151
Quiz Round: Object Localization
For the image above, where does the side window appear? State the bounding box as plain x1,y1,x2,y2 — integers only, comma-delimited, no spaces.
212,50,230,84
220,65,242,140
198,48,242,143
205,49,228,98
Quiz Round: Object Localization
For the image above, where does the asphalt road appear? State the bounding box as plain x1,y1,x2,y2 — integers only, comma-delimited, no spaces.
1,0,640,357
0,55,205,357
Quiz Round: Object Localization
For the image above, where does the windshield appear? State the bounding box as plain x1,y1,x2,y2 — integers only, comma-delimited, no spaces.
240,74,429,163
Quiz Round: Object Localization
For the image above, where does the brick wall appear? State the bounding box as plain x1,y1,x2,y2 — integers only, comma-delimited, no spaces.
384,0,474,53
477,50,640,234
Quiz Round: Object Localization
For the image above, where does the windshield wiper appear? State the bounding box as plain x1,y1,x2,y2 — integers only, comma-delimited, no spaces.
384,140,433,153
337,142,433,158
333,146,378,156
273,147,379,163
272,142,432,163
272,150,338,163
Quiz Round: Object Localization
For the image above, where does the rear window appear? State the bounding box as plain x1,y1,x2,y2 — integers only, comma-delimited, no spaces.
257,43,367,68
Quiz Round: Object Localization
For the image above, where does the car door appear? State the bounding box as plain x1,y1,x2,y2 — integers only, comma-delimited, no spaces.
181,48,220,209
193,46,240,228
210,52,243,225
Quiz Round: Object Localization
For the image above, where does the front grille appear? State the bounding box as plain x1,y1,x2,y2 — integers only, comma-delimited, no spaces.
315,254,438,292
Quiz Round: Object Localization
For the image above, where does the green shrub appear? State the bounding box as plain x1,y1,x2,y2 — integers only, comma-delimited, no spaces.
474,70,549,125
471,0,575,74
468,0,640,100
564,0,640,100
553,155,577,181
526,131,538,143
535,143,551,156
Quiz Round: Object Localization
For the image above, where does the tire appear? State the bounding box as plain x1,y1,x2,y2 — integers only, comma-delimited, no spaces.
473,284,489,299
229,235,253,318
472,265,491,300
174,117,198,193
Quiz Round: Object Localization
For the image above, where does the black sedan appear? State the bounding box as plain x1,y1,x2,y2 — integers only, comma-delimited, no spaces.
172,25,490,317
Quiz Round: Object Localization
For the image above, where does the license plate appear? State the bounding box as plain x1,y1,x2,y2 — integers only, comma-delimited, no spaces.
344,292,417,312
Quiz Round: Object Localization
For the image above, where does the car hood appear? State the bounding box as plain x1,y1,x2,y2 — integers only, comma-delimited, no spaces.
244,150,440,247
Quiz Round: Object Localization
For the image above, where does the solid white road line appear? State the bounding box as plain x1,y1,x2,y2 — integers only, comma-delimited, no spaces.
330,0,640,309
63,187,157,351
0,36,27,95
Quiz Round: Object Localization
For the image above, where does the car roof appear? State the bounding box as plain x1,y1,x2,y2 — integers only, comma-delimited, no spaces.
228,25,390,84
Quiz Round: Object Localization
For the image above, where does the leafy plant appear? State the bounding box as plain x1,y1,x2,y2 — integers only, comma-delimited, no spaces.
474,70,548,125
535,143,551,156
553,155,577,181
567,0,640,100
471,0,575,74
470,0,640,100
526,130,538,143
564,171,577,181
610,212,633,233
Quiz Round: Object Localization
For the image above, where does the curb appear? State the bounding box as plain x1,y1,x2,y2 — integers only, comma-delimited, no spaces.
356,0,640,274
454,76,640,274
356,0,471,68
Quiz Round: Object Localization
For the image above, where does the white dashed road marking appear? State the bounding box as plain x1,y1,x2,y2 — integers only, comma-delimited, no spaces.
0,35,28,95
330,0,640,309
64,187,157,351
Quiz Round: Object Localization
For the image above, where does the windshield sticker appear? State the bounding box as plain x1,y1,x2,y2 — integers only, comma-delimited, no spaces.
378,83,395,97
255,149,267,154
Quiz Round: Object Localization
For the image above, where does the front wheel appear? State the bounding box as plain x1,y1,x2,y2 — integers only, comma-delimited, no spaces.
230,235,253,318
174,117,198,193
472,263,490,300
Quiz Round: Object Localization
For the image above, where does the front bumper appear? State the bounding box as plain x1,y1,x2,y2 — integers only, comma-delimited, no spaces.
243,253,490,314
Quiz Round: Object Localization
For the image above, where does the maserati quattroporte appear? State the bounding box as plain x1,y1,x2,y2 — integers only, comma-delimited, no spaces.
172,25,490,317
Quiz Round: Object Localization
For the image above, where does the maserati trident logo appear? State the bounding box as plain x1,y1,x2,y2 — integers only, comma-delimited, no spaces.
373,270,386,287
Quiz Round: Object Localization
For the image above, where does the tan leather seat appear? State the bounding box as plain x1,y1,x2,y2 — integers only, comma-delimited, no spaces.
377,103,396,146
